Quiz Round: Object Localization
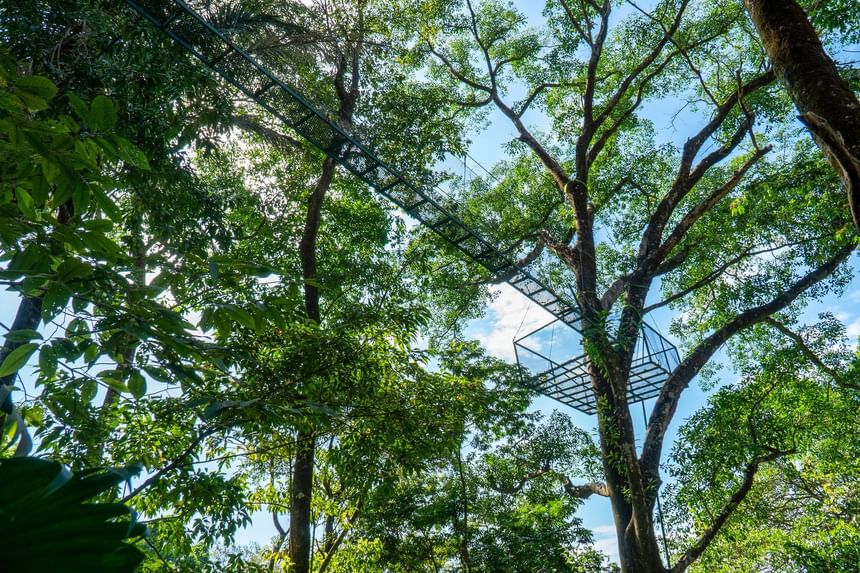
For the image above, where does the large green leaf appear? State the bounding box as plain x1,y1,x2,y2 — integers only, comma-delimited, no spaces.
0,458,145,573
0,343,39,378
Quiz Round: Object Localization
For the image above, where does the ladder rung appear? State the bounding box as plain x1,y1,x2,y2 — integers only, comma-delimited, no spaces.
379,180,403,193
291,113,314,128
403,199,426,212
358,162,379,176
429,217,452,229
160,8,182,29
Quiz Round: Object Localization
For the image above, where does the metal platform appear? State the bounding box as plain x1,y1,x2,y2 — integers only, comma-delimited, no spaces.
123,0,683,415
514,320,680,414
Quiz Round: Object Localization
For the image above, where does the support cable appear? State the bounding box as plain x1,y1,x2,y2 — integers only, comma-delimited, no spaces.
122,0,682,415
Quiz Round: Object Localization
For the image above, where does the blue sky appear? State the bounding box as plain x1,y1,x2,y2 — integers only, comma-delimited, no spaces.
448,1,860,561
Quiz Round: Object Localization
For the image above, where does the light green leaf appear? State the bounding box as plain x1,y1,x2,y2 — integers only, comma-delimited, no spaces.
4,329,42,343
128,370,147,399
14,188,37,219
0,343,39,378
89,95,117,130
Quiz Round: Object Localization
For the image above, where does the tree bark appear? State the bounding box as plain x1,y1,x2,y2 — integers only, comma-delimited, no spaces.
288,25,360,566
288,431,316,573
288,156,337,573
744,0,860,233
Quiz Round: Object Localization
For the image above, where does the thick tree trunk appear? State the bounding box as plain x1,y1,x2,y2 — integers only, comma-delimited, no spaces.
744,0,860,233
592,366,666,573
0,296,43,389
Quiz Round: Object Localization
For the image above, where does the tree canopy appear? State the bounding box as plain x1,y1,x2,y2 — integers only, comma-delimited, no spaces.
1,1,858,572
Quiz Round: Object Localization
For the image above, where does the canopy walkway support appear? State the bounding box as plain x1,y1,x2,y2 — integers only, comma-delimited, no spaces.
123,0,681,414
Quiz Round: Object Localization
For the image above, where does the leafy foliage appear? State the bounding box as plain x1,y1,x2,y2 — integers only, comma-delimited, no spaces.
0,457,146,572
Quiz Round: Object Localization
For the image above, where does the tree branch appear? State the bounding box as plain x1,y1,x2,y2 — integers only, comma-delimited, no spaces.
765,317,857,390
654,145,771,263
638,71,775,266
562,478,611,499
640,243,854,475
670,450,783,573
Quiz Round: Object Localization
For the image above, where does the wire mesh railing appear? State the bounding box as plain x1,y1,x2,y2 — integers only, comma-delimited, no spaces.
124,0,584,329
124,0,682,415
514,320,679,414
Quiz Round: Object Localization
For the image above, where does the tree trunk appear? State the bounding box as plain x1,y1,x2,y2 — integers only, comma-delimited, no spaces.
744,0,860,233
288,156,337,573
289,431,316,573
595,389,666,573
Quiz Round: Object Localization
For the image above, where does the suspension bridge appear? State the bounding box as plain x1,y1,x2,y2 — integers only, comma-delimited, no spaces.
123,0,681,414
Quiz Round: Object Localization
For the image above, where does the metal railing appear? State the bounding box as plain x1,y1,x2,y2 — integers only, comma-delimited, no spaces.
124,0,682,414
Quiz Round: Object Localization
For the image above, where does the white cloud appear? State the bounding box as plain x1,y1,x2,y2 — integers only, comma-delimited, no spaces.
468,284,554,360
591,524,620,564
847,316,860,340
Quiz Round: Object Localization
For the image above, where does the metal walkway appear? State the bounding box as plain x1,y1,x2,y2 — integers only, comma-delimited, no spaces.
123,0,681,414
514,320,681,415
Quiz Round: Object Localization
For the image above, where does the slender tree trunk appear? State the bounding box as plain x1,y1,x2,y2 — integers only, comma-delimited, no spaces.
744,0,860,233
289,431,316,573
87,220,147,465
288,156,337,573
287,23,361,565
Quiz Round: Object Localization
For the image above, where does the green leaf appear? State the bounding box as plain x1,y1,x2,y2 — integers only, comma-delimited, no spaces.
80,379,98,403
98,371,128,394
90,184,121,222
0,343,39,377
4,329,42,343
112,136,150,170
38,345,57,379
67,93,90,124
89,95,117,130
222,304,257,331
71,181,90,215
142,365,171,383
41,283,72,323
128,370,146,399
14,188,37,219
15,76,58,101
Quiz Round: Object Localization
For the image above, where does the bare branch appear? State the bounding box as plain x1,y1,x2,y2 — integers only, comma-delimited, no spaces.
581,0,612,129
424,40,493,93
590,0,690,134
539,229,581,270
562,478,611,499
637,71,775,269
492,95,572,190
641,243,854,475
644,247,754,312
655,145,772,263
670,450,783,573
516,82,568,118
765,317,857,390
491,241,546,284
